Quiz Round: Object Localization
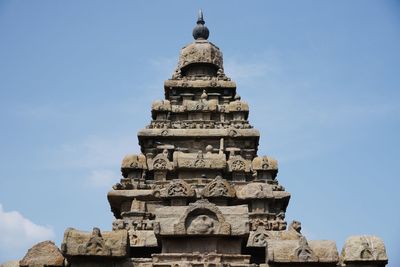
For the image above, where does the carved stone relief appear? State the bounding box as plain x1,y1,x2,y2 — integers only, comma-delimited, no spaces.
293,237,318,262
174,199,231,235
159,179,195,198
202,175,235,198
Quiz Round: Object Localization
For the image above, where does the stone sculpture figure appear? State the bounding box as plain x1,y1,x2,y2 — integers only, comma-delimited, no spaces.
82,228,111,256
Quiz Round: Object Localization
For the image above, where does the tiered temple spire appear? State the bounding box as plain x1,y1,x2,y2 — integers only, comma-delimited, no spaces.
20,11,388,267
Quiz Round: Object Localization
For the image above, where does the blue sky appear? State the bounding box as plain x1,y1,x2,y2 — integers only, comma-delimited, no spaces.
0,0,399,265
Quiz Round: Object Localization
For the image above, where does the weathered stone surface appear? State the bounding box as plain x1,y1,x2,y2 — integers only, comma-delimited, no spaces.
159,179,196,198
128,230,158,247
154,199,248,236
152,253,250,265
174,39,223,76
61,228,128,258
19,241,64,267
202,176,235,198
236,182,274,199
252,156,278,171
138,128,260,138
174,151,226,169
121,154,147,170
341,235,388,263
227,155,251,173
267,237,339,263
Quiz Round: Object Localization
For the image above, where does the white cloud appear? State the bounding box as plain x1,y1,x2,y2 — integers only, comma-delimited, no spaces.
0,204,55,261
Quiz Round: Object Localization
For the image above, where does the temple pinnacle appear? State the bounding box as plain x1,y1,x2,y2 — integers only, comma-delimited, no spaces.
197,9,205,24
192,9,209,40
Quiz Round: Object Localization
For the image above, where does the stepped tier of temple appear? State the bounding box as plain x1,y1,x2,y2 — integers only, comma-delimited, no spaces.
18,11,387,267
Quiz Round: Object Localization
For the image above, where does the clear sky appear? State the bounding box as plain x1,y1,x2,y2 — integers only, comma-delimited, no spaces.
0,0,399,265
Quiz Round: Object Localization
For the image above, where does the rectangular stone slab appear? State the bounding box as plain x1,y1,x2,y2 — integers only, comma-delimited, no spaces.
62,228,128,258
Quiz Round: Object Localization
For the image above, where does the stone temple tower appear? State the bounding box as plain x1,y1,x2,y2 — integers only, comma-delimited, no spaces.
19,11,388,267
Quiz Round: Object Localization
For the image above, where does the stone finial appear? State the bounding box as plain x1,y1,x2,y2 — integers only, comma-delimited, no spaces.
192,9,209,40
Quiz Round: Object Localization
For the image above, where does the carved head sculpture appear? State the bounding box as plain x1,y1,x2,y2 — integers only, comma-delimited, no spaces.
92,227,101,237
290,220,302,233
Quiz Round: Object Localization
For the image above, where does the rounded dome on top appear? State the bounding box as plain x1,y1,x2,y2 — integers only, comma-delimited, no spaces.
172,10,225,79
192,10,209,40
177,40,223,76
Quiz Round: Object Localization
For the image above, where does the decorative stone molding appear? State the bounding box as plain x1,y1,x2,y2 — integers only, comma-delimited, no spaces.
247,227,270,247
174,199,231,235
267,238,338,264
160,179,196,198
236,182,273,199
202,175,235,198
174,151,226,170
228,100,249,112
152,100,171,112
61,227,128,258
148,150,173,171
121,154,147,170
227,155,251,172
341,235,388,263
184,99,217,112
293,237,318,262
252,156,278,171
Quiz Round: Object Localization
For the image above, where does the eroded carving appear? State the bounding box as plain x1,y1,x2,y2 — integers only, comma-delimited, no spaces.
174,199,231,235
202,175,235,198
161,179,195,198
293,237,318,262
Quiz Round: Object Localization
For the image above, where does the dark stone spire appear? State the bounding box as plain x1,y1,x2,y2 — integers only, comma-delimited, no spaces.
192,9,209,40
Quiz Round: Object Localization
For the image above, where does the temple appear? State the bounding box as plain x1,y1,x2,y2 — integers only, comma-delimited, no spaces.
19,11,388,267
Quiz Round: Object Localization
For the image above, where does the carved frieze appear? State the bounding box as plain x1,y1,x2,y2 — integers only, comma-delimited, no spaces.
174,151,226,169
250,217,287,232
149,120,253,130
184,99,217,112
